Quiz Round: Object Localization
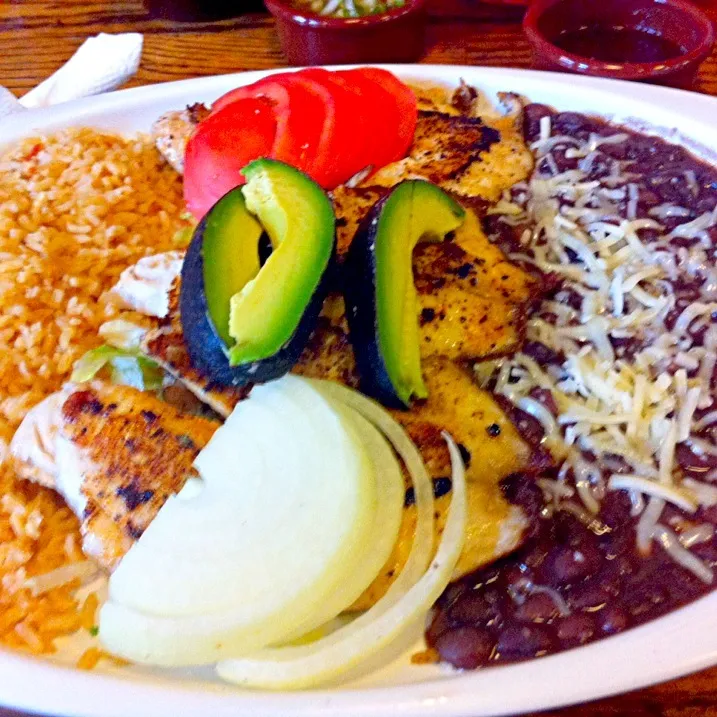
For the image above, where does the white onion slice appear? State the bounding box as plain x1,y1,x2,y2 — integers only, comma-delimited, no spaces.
279,405,404,642
217,424,467,690
308,380,436,588
100,377,379,666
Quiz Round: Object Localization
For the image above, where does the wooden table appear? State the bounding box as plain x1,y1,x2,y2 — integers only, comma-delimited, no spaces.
0,1,716,716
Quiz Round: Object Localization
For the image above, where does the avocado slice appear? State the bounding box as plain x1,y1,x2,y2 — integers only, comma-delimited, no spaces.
202,189,263,346
179,160,335,387
344,180,466,407
228,159,335,365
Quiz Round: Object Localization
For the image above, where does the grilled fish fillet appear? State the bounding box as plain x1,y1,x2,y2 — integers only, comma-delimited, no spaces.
141,282,250,418
360,82,533,203
331,185,388,258
152,84,534,207
33,82,541,580
92,205,543,586
347,356,538,610
366,111,500,190
296,333,542,606
130,199,539,406
152,103,209,174
11,383,218,570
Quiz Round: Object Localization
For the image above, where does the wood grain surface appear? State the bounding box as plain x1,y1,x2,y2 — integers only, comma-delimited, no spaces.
0,1,716,716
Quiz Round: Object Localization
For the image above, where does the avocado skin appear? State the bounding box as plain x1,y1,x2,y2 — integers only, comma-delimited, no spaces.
343,194,407,409
344,180,465,408
180,218,335,388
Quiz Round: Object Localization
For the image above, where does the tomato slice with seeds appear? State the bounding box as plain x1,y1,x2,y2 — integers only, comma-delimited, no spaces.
335,69,405,170
210,74,327,176
298,68,372,188
184,97,277,220
343,68,417,162
191,68,418,199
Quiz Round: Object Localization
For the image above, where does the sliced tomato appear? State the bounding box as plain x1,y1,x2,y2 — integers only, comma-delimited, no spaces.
211,71,303,115
343,68,417,162
210,74,327,176
201,68,417,192
335,69,404,169
298,68,373,188
184,97,276,220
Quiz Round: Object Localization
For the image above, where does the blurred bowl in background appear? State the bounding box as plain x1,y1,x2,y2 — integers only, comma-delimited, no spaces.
143,0,266,21
265,0,427,66
523,0,715,88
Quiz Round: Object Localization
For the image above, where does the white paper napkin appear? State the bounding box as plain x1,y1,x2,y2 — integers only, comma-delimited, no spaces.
0,33,143,119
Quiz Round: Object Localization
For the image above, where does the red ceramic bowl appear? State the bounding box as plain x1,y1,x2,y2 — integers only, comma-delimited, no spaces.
265,0,427,66
523,0,715,88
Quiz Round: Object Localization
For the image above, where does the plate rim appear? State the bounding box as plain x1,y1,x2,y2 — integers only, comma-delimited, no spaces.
1,63,716,717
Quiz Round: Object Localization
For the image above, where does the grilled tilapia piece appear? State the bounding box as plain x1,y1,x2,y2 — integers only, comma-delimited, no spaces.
370,111,499,186
330,185,388,258
141,282,249,418
299,206,540,368
298,334,540,611
103,253,247,418
292,295,361,389
118,202,540,406
350,356,537,610
152,103,209,174
11,383,219,570
152,83,534,206
366,109,533,203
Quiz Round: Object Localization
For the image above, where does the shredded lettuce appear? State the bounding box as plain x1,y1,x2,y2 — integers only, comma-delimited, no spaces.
174,215,197,248
173,225,194,248
98,319,147,351
71,345,164,391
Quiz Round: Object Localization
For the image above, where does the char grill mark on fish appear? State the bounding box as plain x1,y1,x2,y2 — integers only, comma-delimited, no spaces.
152,103,209,174
11,383,219,571
87,82,546,588
141,281,249,418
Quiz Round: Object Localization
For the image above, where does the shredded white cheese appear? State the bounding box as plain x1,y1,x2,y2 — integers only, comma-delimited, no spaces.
488,119,717,583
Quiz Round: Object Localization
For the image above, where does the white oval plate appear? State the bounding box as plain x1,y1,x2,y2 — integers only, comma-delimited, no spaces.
1,65,716,717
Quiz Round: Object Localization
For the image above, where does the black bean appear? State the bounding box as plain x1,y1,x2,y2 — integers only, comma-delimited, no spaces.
568,581,611,611
496,625,556,660
435,627,495,669
438,582,467,610
599,491,634,531
552,112,592,138
449,591,503,628
597,605,630,635
676,443,717,476
501,473,544,527
500,564,528,589
425,609,454,648
522,341,562,367
522,104,554,142
556,614,596,646
528,387,559,417
540,542,602,587
624,584,669,618
514,593,560,624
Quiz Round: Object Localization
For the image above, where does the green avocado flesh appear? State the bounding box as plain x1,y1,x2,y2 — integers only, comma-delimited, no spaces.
202,189,263,346
225,159,335,366
376,181,466,404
